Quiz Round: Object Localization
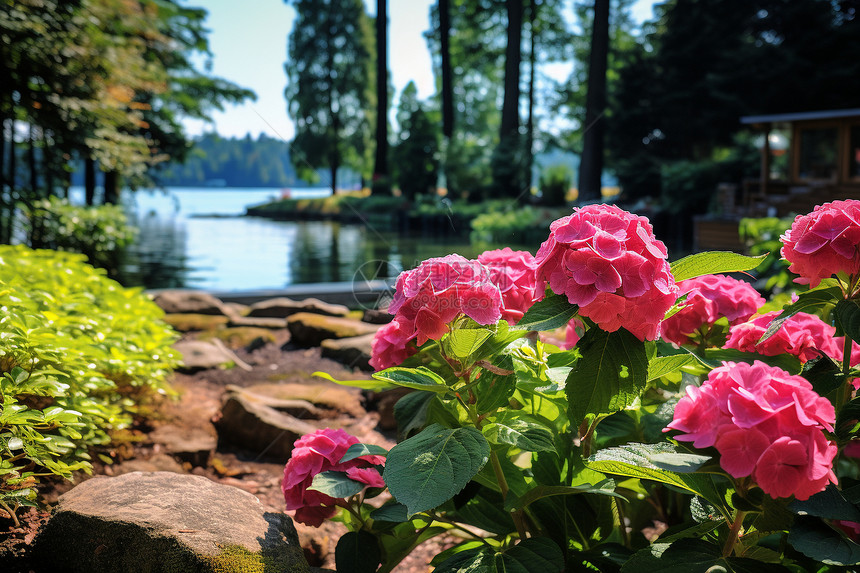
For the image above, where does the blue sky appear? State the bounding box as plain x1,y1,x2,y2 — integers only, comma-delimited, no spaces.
185,0,659,139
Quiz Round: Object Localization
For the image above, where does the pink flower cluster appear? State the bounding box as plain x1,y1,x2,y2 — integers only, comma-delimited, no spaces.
781,200,860,288
534,204,678,340
369,254,503,370
282,428,385,526
662,274,765,346
666,361,837,500
477,248,540,323
725,311,844,363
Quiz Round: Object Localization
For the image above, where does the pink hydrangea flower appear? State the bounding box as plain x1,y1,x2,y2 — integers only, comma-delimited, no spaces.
477,248,540,323
369,317,418,371
388,254,503,346
725,311,841,363
534,204,678,340
781,200,860,288
665,361,836,500
661,274,765,346
282,428,385,526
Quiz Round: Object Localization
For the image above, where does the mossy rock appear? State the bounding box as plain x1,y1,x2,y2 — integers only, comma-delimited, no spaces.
286,312,380,347
162,313,230,332
199,327,276,350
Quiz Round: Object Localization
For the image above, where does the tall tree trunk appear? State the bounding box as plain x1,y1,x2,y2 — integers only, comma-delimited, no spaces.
0,118,9,244
577,0,610,202
372,0,389,193
525,0,538,198
439,0,454,140
500,0,523,139
28,124,38,197
329,163,338,196
84,157,96,206
104,170,119,204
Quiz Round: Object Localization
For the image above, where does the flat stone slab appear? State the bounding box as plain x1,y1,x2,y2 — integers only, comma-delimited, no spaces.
286,313,380,347
162,313,231,333
149,424,217,467
33,471,309,572
228,315,288,329
173,339,238,372
241,382,366,419
150,290,233,316
214,390,319,460
320,333,375,371
247,297,349,319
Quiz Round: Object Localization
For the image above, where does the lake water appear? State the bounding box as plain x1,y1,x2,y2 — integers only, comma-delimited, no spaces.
88,187,485,291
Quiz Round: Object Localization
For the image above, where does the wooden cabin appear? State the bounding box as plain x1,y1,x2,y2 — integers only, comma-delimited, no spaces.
694,108,860,251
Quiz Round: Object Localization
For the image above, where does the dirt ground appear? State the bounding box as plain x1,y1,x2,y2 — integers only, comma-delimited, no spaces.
0,328,452,572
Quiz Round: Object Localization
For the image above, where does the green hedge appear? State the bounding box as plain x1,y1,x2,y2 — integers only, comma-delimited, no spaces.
0,245,178,522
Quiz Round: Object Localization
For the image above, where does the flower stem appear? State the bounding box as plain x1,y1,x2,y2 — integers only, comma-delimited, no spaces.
722,510,746,557
839,333,854,412
490,450,509,499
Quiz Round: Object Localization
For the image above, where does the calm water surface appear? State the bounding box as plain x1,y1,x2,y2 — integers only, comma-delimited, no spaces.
106,187,484,291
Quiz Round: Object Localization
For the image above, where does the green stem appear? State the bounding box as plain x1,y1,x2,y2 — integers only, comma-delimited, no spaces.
490,450,509,499
613,496,630,549
0,500,19,528
428,513,493,546
722,510,746,557
839,334,854,413
377,524,431,573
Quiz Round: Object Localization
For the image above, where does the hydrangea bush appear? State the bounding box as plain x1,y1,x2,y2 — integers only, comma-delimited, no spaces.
287,200,860,572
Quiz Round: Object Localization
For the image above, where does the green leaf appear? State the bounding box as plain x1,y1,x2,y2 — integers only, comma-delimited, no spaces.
339,443,388,464
801,355,845,399
586,443,723,510
835,299,860,344
837,397,860,440
621,538,791,573
670,251,766,282
383,424,490,516
393,390,434,439
508,482,624,513
648,354,698,382
566,327,648,427
789,485,860,522
446,328,493,359
758,286,842,343
433,538,565,573
515,293,578,332
703,348,802,375
788,515,860,566
313,371,392,391
335,530,381,573
372,367,450,393
370,503,409,523
482,413,556,453
308,471,365,498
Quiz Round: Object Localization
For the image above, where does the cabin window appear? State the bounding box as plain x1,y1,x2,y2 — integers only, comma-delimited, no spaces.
797,127,838,181
850,125,860,180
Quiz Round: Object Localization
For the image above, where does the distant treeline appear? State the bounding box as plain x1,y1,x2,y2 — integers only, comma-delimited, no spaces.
152,133,311,188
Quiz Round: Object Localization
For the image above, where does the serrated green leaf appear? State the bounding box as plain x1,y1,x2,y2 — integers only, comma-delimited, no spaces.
308,471,366,499
515,293,578,332
393,390,434,440
384,424,490,516
446,328,493,359
621,538,791,573
789,484,860,522
759,286,842,343
837,397,860,440
789,515,860,566
335,530,381,573
370,502,409,523
339,443,388,464
835,299,860,345
313,371,392,391
670,251,766,282
703,348,802,374
566,327,648,427
482,412,556,453
648,354,698,382
372,367,450,393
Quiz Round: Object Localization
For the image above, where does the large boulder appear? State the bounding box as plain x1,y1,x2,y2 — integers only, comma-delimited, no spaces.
150,290,233,316
286,313,380,347
33,471,309,573
320,333,375,371
247,297,349,319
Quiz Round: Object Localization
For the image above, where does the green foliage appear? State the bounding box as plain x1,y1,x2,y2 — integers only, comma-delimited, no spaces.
469,204,569,245
538,164,572,207
0,245,177,518
393,81,439,200
23,197,136,273
739,216,795,294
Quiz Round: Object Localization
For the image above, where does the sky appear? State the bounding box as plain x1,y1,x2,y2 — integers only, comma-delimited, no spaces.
184,0,660,140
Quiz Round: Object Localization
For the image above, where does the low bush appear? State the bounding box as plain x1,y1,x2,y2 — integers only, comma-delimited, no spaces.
0,245,178,524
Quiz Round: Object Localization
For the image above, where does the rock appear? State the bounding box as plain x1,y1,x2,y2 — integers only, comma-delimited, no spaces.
361,308,394,324
107,454,186,476
367,387,414,432
199,326,277,351
247,297,349,319
149,424,217,467
33,471,309,573
162,313,230,333
240,382,366,419
225,385,324,419
173,339,241,372
286,313,380,347
150,290,233,316
214,390,319,460
320,333,375,371
228,315,289,329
